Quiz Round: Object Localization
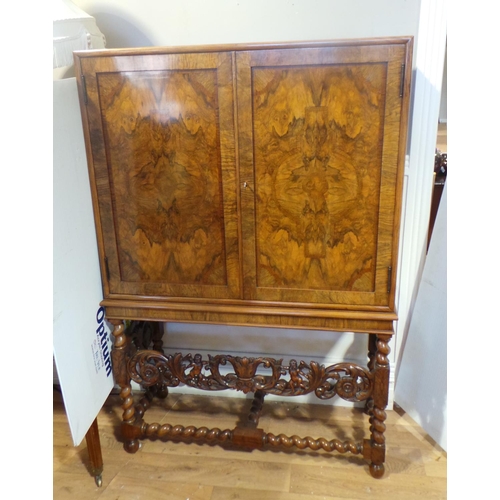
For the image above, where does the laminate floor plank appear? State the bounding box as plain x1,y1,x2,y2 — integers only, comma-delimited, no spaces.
54,444,82,472
56,447,134,481
289,464,447,500
53,471,105,500
436,122,447,152
53,390,447,499
99,476,214,500
211,486,352,500
114,453,292,492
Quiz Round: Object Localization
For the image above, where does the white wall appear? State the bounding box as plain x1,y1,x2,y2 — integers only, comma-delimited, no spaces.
439,45,447,123
71,0,425,407
73,0,421,48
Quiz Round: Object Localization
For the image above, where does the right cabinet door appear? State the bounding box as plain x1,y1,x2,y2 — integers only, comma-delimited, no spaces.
236,42,411,309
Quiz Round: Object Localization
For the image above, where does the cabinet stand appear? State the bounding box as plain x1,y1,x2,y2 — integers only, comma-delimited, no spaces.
110,319,391,479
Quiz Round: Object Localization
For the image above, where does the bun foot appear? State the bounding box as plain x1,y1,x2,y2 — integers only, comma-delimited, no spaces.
155,384,169,399
124,439,140,454
369,463,385,478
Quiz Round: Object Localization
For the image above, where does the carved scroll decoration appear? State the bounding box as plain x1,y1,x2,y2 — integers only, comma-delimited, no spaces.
128,351,373,402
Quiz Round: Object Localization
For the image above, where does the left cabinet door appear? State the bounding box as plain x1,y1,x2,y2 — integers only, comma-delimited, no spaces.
76,51,242,300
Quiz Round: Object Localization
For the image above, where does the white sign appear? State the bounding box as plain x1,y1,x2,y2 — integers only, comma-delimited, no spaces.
53,77,114,446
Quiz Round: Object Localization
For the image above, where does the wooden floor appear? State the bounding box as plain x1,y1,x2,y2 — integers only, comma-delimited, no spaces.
436,122,447,152
53,389,447,499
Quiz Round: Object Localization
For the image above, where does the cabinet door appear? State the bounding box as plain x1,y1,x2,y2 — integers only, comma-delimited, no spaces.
236,42,411,309
77,51,241,300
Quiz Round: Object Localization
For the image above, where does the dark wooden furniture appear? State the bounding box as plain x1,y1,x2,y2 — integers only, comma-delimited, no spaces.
428,148,447,249
74,37,413,479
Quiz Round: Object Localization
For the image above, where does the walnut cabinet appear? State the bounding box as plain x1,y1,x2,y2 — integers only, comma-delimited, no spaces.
75,37,413,479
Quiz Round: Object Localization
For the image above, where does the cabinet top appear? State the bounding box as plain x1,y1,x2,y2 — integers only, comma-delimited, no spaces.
74,36,413,59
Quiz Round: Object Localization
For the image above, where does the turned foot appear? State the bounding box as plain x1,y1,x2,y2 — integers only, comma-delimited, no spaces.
124,439,140,453
369,463,385,478
154,383,169,399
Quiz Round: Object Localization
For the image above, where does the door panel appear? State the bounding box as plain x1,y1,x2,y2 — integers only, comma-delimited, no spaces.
79,52,241,299
237,45,406,307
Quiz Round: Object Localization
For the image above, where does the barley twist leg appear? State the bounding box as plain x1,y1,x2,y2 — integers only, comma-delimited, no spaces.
368,334,391,478
364,333,377,416
151,322,168,399
110,319,140,453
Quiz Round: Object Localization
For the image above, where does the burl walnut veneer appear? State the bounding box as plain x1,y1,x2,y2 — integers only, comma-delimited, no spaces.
75,37,413,479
